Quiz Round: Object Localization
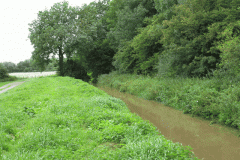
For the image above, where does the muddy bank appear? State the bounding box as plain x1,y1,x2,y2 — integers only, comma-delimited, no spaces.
95,85,240,160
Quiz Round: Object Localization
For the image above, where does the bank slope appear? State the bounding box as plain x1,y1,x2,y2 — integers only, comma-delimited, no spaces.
0,76,199,159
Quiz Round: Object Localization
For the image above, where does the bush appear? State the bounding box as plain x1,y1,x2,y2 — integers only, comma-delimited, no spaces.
0,76,18,82
61,59,90,82
0,64,9,79
215,21,240,78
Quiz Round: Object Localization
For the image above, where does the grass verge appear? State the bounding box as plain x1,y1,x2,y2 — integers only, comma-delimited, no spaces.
0,76,199,159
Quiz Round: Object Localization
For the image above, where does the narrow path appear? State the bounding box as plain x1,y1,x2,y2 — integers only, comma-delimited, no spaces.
0,81,25,94
96,85,240,160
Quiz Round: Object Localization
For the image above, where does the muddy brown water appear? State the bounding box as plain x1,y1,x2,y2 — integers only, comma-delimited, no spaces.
95,85,240,160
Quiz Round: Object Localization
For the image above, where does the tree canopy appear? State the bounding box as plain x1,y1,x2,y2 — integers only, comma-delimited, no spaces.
28,1,82,76
27,0,240,81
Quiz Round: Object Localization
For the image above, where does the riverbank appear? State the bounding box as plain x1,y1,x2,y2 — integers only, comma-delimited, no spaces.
97,71,240,133
0,76,199,159
96,71,240,160
95,85,240,160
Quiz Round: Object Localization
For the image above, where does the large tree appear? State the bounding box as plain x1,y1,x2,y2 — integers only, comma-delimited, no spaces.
28,1,84,76
63,0,115,82
1,62,16,73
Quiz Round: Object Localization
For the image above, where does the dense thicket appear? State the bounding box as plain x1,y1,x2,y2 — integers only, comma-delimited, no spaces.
111,0,240,78
0,63,9,79
26,0,240,81
158,0,240,77
62,59,90,82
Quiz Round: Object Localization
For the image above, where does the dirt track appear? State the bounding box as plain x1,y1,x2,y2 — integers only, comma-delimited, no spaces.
96,85,240,160
0,81,25,94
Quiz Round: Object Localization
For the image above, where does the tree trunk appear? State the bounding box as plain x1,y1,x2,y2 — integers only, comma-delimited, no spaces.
59,46,64,76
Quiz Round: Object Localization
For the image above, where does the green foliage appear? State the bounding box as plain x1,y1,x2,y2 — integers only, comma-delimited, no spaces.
110,0,240,78
61,0,114,83
154,48,179,77
1,62,16,73
85,38,115,83
26,0,240,80
107,3,148,51
98,71,240,131
112,41,138,74
0,76,198,159
129,16,164,75
157,0,240,77
0,63,9,79
0,58,57,73
28,1,82,76
105,0,125,30
0,76,18,82
154,0,180,19
106,0,157,52
214,21,240,77
61,59,90,82
111,1,177,76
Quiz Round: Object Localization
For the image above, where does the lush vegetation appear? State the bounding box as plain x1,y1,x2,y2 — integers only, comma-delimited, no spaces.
1,0,239,154
0,63,18,82
0,58,58,73
1,0,240,158
97,71,240,136
0,76,199,159
0,63,9,79
25,0,240,82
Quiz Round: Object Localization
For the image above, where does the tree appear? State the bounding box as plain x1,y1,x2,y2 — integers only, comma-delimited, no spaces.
1,62,16,73
16,60,31,72
28,1,82,76
158,0,240,77
111,0,176,75
105,0,157,53
0,63,9,79
65,0,115,82
214,20,240,77
86,38,115,82
62,58,90,82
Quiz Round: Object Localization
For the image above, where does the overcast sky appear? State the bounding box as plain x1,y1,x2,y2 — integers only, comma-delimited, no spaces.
0,0,97,65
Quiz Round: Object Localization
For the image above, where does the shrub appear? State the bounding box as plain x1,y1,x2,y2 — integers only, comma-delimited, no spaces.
0,63,9,79
61,59,90,82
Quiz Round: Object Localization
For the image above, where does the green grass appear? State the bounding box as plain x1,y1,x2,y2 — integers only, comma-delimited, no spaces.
97,71,240,133
0,76,199,159
0,82,12,88
0,85,12,91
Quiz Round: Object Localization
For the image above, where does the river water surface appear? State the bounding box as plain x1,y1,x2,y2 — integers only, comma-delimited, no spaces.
95,85,240,160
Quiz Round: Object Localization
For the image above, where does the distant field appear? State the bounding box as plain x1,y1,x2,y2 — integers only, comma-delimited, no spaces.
9,71,57,78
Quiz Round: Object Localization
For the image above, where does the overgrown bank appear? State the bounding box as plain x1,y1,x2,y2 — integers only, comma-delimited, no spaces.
97,71,240,135
0,76,199,159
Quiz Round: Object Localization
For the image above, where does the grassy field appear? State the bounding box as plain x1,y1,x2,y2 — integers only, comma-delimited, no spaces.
1,71,57,87
8,71,57,78
0,75,199,159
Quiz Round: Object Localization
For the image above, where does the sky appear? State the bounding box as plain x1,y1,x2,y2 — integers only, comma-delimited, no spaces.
0,0,97,65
